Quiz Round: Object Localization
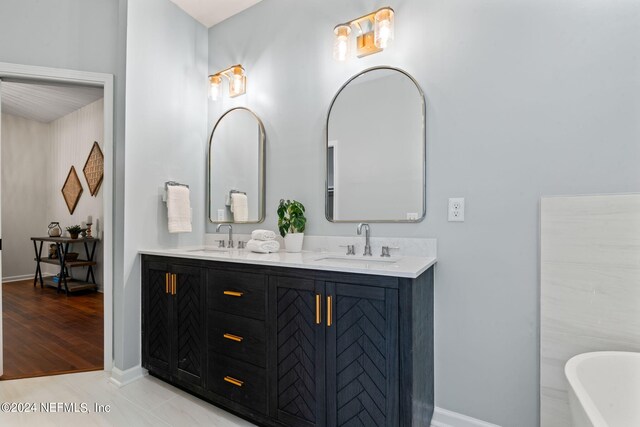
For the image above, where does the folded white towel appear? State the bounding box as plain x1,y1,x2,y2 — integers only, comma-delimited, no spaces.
251,229,276,241
246,239,280,253
231,193,248,222
167,185,192,233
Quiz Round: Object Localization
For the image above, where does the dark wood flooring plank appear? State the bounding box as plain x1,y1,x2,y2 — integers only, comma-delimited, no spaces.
1,280,103,380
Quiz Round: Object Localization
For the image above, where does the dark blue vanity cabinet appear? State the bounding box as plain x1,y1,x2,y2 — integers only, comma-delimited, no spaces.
141,255,434,427
141,260,206,389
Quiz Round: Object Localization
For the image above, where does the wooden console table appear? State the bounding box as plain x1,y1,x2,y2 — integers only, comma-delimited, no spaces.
31,236,99,295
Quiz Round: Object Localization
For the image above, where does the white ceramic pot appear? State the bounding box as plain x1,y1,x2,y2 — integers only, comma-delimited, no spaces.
284,233,304,253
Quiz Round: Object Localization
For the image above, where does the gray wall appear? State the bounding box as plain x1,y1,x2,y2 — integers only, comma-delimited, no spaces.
0,0,127,370
1,114,50,279
207,0,640,425
122,0,207,369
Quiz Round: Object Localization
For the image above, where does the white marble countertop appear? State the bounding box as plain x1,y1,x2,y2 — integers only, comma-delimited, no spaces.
139,247,436,279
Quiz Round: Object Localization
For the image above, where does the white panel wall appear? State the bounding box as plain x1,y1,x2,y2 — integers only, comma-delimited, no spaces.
49,98,104,289
123,0,208,369
1,114,50,280
540,194,640,426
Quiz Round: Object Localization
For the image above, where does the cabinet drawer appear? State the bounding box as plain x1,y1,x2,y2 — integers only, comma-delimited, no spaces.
208,270,266,320
209,353,267,415
209,311,266,367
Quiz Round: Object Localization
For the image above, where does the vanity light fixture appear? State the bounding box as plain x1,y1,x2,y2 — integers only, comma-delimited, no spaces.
208,65,246,100
333,6,395,61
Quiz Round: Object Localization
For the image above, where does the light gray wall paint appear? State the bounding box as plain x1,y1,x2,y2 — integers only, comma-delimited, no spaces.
123,0,208,369
1,114,50,279
0,0,127,370
207,0,640,425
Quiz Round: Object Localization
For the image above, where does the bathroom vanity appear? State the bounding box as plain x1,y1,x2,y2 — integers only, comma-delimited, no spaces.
140,249,435,426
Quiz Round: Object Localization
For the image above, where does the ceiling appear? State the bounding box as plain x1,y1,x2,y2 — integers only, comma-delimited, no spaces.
168,0,263,28
1,81,103,123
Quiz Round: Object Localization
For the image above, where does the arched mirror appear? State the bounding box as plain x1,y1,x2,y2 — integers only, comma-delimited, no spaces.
326,66,426,222
209,107,265,223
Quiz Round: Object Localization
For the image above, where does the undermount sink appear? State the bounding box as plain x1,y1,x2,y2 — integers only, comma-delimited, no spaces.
312,255,401,264
186,247,230,253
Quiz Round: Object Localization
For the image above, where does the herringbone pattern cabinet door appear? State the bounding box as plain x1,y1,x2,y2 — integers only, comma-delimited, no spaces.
326,283,399,427
173,265,205,387
270,276,325,427
143,262,171,373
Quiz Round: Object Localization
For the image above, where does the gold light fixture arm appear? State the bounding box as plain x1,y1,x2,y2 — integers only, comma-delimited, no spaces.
209,64,244,82
352,21,364,35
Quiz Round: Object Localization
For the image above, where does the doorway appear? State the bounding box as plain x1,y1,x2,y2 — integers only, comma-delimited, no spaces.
0,62,114,378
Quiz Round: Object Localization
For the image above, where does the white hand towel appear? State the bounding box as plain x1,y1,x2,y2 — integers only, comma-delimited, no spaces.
167,185,192,233
246,239,280,254
231,193,249,222
251,229,276,241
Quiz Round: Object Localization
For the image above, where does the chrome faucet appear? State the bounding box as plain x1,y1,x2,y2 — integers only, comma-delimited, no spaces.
357,223,372,256
216,224,234,248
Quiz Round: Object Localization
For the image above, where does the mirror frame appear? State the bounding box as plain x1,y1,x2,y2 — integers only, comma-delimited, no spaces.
325,66,427,223
208,106,266,224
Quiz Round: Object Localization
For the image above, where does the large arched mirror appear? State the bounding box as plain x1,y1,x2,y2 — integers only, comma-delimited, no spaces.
209,107,265,223
326,66,426,222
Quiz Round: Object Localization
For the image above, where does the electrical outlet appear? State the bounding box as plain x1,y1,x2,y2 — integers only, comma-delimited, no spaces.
448,198,465,222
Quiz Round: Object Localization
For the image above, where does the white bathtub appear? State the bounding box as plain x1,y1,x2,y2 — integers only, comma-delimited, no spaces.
565,352,640,427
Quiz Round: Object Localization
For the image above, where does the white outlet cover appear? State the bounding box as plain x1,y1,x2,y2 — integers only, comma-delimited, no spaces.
448,198,465,222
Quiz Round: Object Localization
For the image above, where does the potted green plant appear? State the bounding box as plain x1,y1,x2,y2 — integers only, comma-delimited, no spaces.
277,199,306,253
66,225,83,239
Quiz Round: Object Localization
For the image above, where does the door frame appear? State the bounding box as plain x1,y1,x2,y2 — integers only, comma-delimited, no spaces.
0,61,114,372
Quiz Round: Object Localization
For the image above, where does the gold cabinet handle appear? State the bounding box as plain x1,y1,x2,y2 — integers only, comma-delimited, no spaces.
327,295,332,327
223,290,243,297
172,274,177,295
315,294,322,325
223,376,244,387
165,273,170,294
223,333,243,342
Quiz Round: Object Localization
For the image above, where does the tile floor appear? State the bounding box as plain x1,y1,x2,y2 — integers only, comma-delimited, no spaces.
0,371,256,426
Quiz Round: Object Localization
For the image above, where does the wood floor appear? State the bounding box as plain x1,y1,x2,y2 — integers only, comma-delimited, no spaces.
1,279,103,380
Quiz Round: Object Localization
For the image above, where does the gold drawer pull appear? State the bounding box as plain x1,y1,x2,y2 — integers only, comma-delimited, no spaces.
327,295,333,327
165,273,170,294
223,290,243,297
224,376,244,387
223,333,243,342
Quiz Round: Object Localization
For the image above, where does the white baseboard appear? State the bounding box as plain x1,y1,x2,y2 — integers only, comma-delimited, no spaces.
431,407,501,427
2,273,53,283
109,365,148,387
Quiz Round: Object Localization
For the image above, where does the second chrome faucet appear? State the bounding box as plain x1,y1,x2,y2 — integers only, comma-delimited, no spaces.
357,223,372,256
